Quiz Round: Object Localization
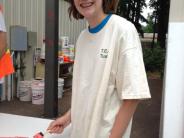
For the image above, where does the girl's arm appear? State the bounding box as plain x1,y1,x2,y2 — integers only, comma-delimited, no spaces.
109,99,140,138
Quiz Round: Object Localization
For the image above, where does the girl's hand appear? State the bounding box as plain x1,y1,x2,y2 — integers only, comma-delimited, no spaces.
47,111,71,134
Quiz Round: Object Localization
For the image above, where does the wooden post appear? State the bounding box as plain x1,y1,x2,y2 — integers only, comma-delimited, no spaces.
44,0,59,118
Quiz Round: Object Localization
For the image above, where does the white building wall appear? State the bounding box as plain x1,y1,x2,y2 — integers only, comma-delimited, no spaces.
0,0,86,48
0,0,86,82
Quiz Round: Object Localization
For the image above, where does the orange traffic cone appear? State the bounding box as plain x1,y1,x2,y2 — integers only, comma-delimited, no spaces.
0,50,14,79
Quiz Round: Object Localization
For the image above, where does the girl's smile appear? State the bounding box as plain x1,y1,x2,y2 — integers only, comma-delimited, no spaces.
74,0,106,28
80,2,94,8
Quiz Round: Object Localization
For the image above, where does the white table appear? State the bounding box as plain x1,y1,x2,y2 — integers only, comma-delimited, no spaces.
0,113,71,138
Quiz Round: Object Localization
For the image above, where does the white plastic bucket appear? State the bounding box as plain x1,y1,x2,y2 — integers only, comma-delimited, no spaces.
31,80,44,105
18,81,32,101
58,84,64,99
58,78,64,99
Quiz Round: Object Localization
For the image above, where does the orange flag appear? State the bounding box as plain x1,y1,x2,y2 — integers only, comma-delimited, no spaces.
0,50,14,79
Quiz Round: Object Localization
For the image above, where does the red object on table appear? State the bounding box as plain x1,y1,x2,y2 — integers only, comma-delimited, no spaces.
63,56,70,62
33,132,44,138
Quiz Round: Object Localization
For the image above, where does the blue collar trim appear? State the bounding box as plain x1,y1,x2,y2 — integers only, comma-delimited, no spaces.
89,14,112,34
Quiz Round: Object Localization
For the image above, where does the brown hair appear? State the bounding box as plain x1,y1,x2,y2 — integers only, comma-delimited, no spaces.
68,0,119,20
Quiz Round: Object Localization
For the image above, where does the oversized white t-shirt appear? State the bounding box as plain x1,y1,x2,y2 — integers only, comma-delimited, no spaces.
71,14,151,138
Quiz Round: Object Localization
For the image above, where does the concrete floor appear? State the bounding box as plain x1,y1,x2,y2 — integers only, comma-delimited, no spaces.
0,78,163,138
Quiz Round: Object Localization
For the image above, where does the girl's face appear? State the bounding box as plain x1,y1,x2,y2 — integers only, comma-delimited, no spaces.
74,0,105,21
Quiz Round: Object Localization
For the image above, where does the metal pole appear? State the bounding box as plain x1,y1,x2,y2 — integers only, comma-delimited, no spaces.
44,0,59,118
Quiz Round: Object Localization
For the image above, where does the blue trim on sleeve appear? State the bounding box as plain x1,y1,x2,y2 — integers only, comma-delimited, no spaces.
89,14,112,34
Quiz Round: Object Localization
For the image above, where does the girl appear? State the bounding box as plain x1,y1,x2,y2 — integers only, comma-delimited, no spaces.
47,0,151,137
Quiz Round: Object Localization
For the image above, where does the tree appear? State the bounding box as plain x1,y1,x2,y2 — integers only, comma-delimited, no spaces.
116,0,148,37
157,0,170,49
143,14,154,33
149,0,170,49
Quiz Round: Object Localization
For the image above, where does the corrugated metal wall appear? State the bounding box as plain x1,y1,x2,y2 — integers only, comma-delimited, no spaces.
0,0,86,48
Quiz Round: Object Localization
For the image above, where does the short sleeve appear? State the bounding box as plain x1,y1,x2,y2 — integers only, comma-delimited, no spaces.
115,24,151,100
0,12,6,32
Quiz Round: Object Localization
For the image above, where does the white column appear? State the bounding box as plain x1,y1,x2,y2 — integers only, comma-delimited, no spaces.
160,0,184,138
